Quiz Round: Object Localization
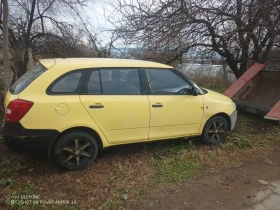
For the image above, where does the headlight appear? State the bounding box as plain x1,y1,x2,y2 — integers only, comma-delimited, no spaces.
231,101,236,109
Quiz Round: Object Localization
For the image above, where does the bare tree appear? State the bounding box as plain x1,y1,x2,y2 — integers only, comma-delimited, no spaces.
0,0,96,80
111,0,280,78
2,0,10,94
265,49,280,71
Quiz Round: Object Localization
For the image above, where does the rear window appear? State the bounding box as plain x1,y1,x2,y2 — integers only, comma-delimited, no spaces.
10,64,46,94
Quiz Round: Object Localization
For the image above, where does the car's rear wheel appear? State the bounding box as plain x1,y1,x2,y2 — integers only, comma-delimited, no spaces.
53,131,98,170
201,116,228,145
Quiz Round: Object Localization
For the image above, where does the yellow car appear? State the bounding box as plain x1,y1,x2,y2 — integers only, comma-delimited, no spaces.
2,58,237,170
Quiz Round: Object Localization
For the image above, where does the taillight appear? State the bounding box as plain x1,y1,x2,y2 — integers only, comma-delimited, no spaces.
6,99,34,123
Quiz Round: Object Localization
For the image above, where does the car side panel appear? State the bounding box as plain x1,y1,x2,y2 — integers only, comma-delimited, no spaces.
80,95,150,144
148,95,204,139
199,94,236,133
17,68,110,148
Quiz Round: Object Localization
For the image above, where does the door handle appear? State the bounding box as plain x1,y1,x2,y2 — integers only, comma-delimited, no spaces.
89,104,104,109
152,103,163,108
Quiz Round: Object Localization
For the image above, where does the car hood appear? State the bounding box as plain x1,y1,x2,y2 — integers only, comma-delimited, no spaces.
204,89,232,101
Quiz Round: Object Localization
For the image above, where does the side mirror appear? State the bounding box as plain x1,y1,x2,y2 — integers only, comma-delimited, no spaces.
192,88,198,96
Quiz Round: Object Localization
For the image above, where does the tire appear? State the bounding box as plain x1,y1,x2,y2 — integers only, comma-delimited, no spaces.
201,116,229,145
53,131,98,170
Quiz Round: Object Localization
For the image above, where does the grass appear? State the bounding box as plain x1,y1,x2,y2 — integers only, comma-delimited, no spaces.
0,80,279,209
100,109,279,208
192,75,228,93
152,153,202,185
1,112,279,209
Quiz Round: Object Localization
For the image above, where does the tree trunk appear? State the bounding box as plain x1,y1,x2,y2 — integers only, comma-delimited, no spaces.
225,57,240,79
222,61,230,88
3,0,10,96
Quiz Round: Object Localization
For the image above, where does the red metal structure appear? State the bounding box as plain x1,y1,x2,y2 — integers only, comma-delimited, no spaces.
223,63,280,122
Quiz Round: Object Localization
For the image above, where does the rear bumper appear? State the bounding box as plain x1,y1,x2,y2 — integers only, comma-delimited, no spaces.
2,121,59,157
230,110,237,131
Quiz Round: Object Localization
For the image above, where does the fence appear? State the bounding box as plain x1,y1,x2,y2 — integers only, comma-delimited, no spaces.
176,60,236,91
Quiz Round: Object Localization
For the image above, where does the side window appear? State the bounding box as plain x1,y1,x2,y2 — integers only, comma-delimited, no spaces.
50,71,82,93
86,71,102,94
146,69,192,95
10,64,46,94
100,69,141,95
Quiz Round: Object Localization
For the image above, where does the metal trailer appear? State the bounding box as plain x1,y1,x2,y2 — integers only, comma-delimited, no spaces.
223,63,280,123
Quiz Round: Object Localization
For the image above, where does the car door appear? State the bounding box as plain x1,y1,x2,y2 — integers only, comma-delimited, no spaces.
80,68,150,144
145,68,204,140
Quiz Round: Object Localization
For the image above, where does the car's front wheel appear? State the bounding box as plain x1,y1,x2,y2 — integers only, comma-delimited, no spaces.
53,131,98,170
201,116,229,144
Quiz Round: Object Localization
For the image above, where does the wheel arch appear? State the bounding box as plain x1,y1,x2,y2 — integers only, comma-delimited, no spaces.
200,112,230,145
205,112,231,131
48,126,104,160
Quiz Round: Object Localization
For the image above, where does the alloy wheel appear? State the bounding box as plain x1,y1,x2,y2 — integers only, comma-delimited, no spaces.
62,138,92,166
207,121,226,143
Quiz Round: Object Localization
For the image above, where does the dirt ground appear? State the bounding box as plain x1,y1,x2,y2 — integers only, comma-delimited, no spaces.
0,111,279,210
139,149,280,210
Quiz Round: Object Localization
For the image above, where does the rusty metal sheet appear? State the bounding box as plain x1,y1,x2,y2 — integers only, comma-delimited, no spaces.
242,71,280,108
223,63,265,98
223,63,280,121
264,101,280,121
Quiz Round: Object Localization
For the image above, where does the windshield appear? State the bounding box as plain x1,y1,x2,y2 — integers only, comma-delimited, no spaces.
10,63,46,94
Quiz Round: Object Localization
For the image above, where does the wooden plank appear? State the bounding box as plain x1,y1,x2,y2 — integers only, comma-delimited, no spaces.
264,100,280,121
223,63,265,98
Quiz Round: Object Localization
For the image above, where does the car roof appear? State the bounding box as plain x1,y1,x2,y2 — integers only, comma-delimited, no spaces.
39,58,172,70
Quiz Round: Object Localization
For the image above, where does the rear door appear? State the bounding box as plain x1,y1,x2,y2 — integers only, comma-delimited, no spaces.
79,68,150,144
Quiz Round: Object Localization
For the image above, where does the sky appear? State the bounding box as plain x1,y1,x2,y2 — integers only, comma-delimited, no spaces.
8,0,124,48
83,0,116,44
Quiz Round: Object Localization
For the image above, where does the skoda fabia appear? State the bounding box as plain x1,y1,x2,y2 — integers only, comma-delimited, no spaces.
3,58,237,170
